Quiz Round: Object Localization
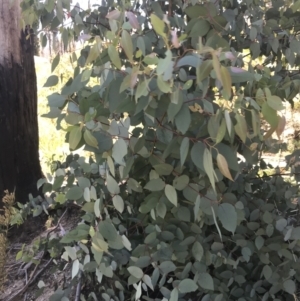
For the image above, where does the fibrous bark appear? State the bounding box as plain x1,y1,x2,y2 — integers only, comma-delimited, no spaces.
0,0,43,205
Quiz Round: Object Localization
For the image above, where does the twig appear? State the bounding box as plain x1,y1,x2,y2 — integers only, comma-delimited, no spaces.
75,270,82,301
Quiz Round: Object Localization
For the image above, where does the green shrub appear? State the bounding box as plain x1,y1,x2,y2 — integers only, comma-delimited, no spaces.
19,0,300,299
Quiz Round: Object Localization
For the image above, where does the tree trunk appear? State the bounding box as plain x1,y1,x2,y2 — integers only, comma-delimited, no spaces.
0,0,43,205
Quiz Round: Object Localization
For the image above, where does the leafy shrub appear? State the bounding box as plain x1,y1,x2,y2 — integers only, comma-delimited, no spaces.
19,0,300,300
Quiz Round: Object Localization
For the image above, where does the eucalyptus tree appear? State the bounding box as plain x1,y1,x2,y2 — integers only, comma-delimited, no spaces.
0,0,42,206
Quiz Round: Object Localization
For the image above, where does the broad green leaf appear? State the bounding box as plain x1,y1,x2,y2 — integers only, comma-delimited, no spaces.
185,5,208,19
153,164,173,176
182,79,193,90
228,67,254,83
108,45,122,69
197,60,213,83
189,19,210,37
203,148,216,192
84,130,98,148
262,102,279,128
217,203,237,234
178,279,198,293
165,184,177,207
283,279,296,294
212,52,222,84
44,75,59,87
157,75,171,93
191,142,205,170
112,139,127,165
175,105,191,134
150,14,166,38
112,195,124,213
170,288,178,301
69,126,82,150
220,65,231,99
81,69,92,82
180,137,189,166
144,178,165,191
121,30,133,62
198,272,214,290
234,114,247,143
107,174,120,194
267,95,284,111
192,241,204,261
255,236,264,250
66,186,83,201
72,259,79,279
217,153,233,181
173,175,189,190
127,266,143,279
142,274,154,290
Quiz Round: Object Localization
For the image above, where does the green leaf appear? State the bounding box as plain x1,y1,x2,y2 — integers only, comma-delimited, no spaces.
44,75,59,87
121,30,133,62
69,126,82,150
144,178,165,191
175,105,191,134
127,266,143,279
170,288,178,301
262,102,279,128
165,184,177,206
157,75,171,93
197,60,213,84
267,95,284,111
51,53,60,72
203,148,216,192
159,261,176,274
150,14,166,38
84,130,98,148
173,175,189,190
220,65,231,99
153,164,173,176
217,153,233,181
192,241,204,261
182,79,193,90
189,19,210,38
217,203,237,234
234,114,247,143
185,5,208,19
180,137,189,166
112,195,124,213
191,142,205,170
283,279,296,294
178,279,198,293
228,67,254,83
72,259,80,279
81,69,92,82
198,272,214,290
107,174,120,194
112,139,127,165
108,45,122,69
66,186,83,201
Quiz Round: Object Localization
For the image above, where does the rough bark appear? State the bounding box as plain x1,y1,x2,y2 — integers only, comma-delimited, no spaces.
0,0,43,205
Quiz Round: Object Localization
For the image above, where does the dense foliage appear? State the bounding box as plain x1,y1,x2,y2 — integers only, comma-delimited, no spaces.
17,0,300,300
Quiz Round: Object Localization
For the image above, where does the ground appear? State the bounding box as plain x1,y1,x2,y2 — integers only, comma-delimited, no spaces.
1,208,80,300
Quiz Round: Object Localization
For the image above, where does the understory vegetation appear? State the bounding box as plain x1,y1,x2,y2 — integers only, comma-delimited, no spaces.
4,0,300,300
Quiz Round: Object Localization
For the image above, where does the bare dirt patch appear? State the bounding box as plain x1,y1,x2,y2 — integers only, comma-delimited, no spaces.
1,207,80,301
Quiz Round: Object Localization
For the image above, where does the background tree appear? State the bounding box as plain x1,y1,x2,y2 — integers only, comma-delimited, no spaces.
0,0,42,206
16,0,300,300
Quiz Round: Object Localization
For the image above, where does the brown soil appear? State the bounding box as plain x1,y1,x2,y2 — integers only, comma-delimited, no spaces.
1,208,80,301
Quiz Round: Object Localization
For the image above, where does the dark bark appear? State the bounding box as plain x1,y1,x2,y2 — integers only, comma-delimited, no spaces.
0,29,43,205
